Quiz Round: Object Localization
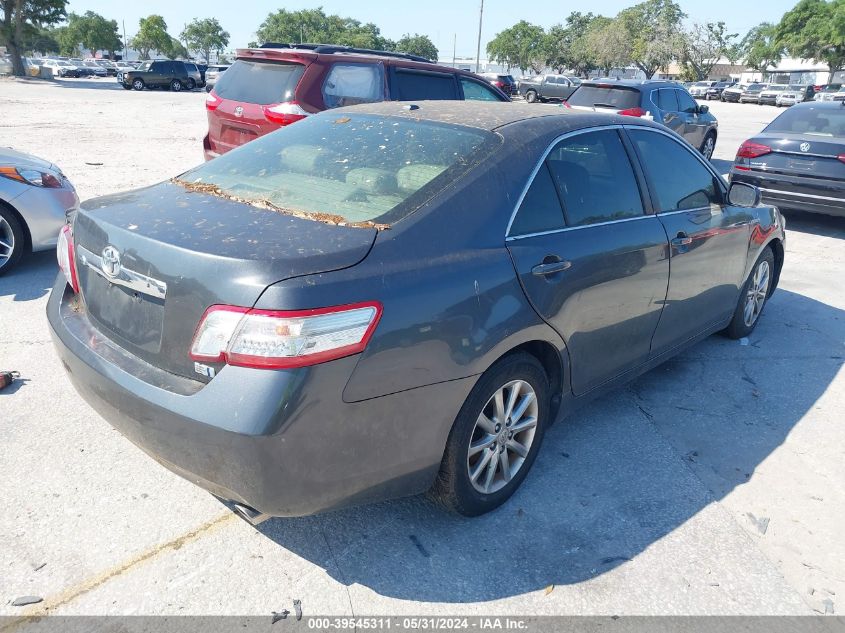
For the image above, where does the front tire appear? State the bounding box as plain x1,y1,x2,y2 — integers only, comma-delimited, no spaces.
723,247,775,339
700,132,716,161
170,79,183,92
430,352,550,516
132,78,145,91
525,90,538,104
121,83,132,90
0,205,26,276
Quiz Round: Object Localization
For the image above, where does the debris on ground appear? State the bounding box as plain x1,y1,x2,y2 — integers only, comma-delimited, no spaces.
746,512,770,535
0,370,20,391
293,599,302,621
544,585,554,595
740,337,750,346
32,562,46,572
272,610,289,623
11,596,42,607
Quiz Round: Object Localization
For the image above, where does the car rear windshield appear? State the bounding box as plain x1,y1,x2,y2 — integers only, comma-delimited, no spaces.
567,85,640,109
765,106,845,136
177,113,500,227
213,59,305,105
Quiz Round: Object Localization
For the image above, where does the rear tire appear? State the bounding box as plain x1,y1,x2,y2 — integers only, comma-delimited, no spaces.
700,132,716,161
430,352,550,517
723,247,775,339
132,78,144,91
0,205,26,276
187,78,196,90
170,79,183,92
525,90,538,104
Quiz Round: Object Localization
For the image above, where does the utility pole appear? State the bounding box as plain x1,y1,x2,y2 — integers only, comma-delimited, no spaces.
452,33,456,67
475,0,484,73
122,20,127,61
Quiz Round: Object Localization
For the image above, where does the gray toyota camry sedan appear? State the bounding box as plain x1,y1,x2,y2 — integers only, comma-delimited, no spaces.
49,102,785,521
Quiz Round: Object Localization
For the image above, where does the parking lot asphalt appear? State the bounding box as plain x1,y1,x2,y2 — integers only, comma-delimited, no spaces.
1,77,843,617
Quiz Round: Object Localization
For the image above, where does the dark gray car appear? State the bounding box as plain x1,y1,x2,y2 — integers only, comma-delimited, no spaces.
519,74,581,103
49,102,784,522
568,80,720,159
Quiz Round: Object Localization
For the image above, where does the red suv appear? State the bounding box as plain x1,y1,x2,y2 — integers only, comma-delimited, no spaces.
203,43,511,160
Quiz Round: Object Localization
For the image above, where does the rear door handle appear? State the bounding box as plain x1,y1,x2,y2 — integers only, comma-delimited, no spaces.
531,260,572,276
671,232,693,247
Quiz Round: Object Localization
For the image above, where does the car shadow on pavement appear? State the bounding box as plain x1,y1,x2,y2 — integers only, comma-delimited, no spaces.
0,251,56,301
782,210,845,239
254,288,843,603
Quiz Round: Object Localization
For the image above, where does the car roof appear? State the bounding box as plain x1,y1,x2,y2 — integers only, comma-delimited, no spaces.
580,79,679,89
331,100,663,134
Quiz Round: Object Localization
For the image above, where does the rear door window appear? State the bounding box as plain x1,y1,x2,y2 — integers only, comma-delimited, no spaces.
656,89,679,112
567,85,641,109
546,129,644,227
509,165,566,236
322,63,385,108
390,68,458,100
461,78,504,101
213,59,305,105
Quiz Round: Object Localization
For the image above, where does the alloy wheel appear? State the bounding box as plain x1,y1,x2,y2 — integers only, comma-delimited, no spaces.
743,260,770,327
702,136,715,160
0,216,15,269
467,379,538,494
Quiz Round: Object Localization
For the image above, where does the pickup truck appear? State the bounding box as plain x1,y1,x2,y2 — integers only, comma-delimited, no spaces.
519,74,581,103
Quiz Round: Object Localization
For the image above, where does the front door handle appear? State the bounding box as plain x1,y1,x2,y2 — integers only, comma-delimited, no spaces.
531,259,572,276
671,232,693,247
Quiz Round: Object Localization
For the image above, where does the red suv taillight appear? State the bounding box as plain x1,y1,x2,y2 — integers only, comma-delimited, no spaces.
205,91,222,111
618,107,646,117
261,101,309,126
190,302,382,369
56,224,79,293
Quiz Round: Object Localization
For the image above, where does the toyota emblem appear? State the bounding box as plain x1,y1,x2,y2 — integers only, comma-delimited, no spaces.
800,142,811,153
234,106,243,117
101,246,121,278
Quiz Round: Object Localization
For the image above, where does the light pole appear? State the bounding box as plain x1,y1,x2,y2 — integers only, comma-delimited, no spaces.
475,0,484,73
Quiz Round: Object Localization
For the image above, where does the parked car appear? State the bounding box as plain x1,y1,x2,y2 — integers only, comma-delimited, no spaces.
566,80,719,159
0,147,79,275
519,74,580,103
480,72,517,97
95,60,118,76
203,43,509,160
815,84,843,101
758,84,788,105
112,61,135,75
69,59,93,77
49,101,784,522
688,81,716,98
81,60,107,77
731,101,845,218
722,83,749,102
776,84,815,107
183,61,204,89
42,59,81,78
739,83,769,104
203,64,229,92
705,81,736,100
118,60,191,92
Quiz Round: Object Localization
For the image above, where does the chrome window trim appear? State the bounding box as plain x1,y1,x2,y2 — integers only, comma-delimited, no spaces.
505,124,636,238
506,214,654,242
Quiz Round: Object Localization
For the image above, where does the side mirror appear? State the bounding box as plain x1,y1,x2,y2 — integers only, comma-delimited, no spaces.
697,104,709,114
728,182,761,208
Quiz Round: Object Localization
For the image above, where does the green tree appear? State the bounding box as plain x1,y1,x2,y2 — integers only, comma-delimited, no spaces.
617,0,686,79
0,0,67,76
679,22,738,80
23,25,59,54
162,35,187,59
586,17,631,77
544,12,602,75
130,14,170,60
486,20,546,73
254,8,391,50
181,17,229,62
393,33,437,61
742,23,783,75
52,23,77,55
67,10,121,58
777,0,845,82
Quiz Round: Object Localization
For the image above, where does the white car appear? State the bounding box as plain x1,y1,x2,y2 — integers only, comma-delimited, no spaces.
775,85,813,107
758,84,788,105
815,84,843,101
688,81,716,98
41,59,81,78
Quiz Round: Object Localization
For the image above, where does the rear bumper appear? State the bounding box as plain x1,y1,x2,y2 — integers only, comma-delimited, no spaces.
731,170,845,217
202,134,220,161
48,278,472,517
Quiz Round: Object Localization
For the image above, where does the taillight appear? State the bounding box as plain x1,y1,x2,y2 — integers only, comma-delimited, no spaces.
618,107,646,117
190,302,382,369
837,154,845,164
494,81,504,87
736,140,772,159
262,101,309,126
561,101,572,109
56,224,79,293
205,92,222,111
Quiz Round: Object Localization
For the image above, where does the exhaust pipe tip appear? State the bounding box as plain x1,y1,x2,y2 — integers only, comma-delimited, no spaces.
232,503,271,526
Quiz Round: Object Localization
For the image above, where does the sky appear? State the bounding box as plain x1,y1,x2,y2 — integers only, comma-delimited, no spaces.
66,0,800,60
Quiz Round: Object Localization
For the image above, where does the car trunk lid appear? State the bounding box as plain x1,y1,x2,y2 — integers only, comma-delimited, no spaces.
739,133,845,185
72,181,376,380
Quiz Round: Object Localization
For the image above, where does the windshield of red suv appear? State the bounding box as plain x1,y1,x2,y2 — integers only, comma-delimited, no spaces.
213,59,305,105
178,113,500,227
